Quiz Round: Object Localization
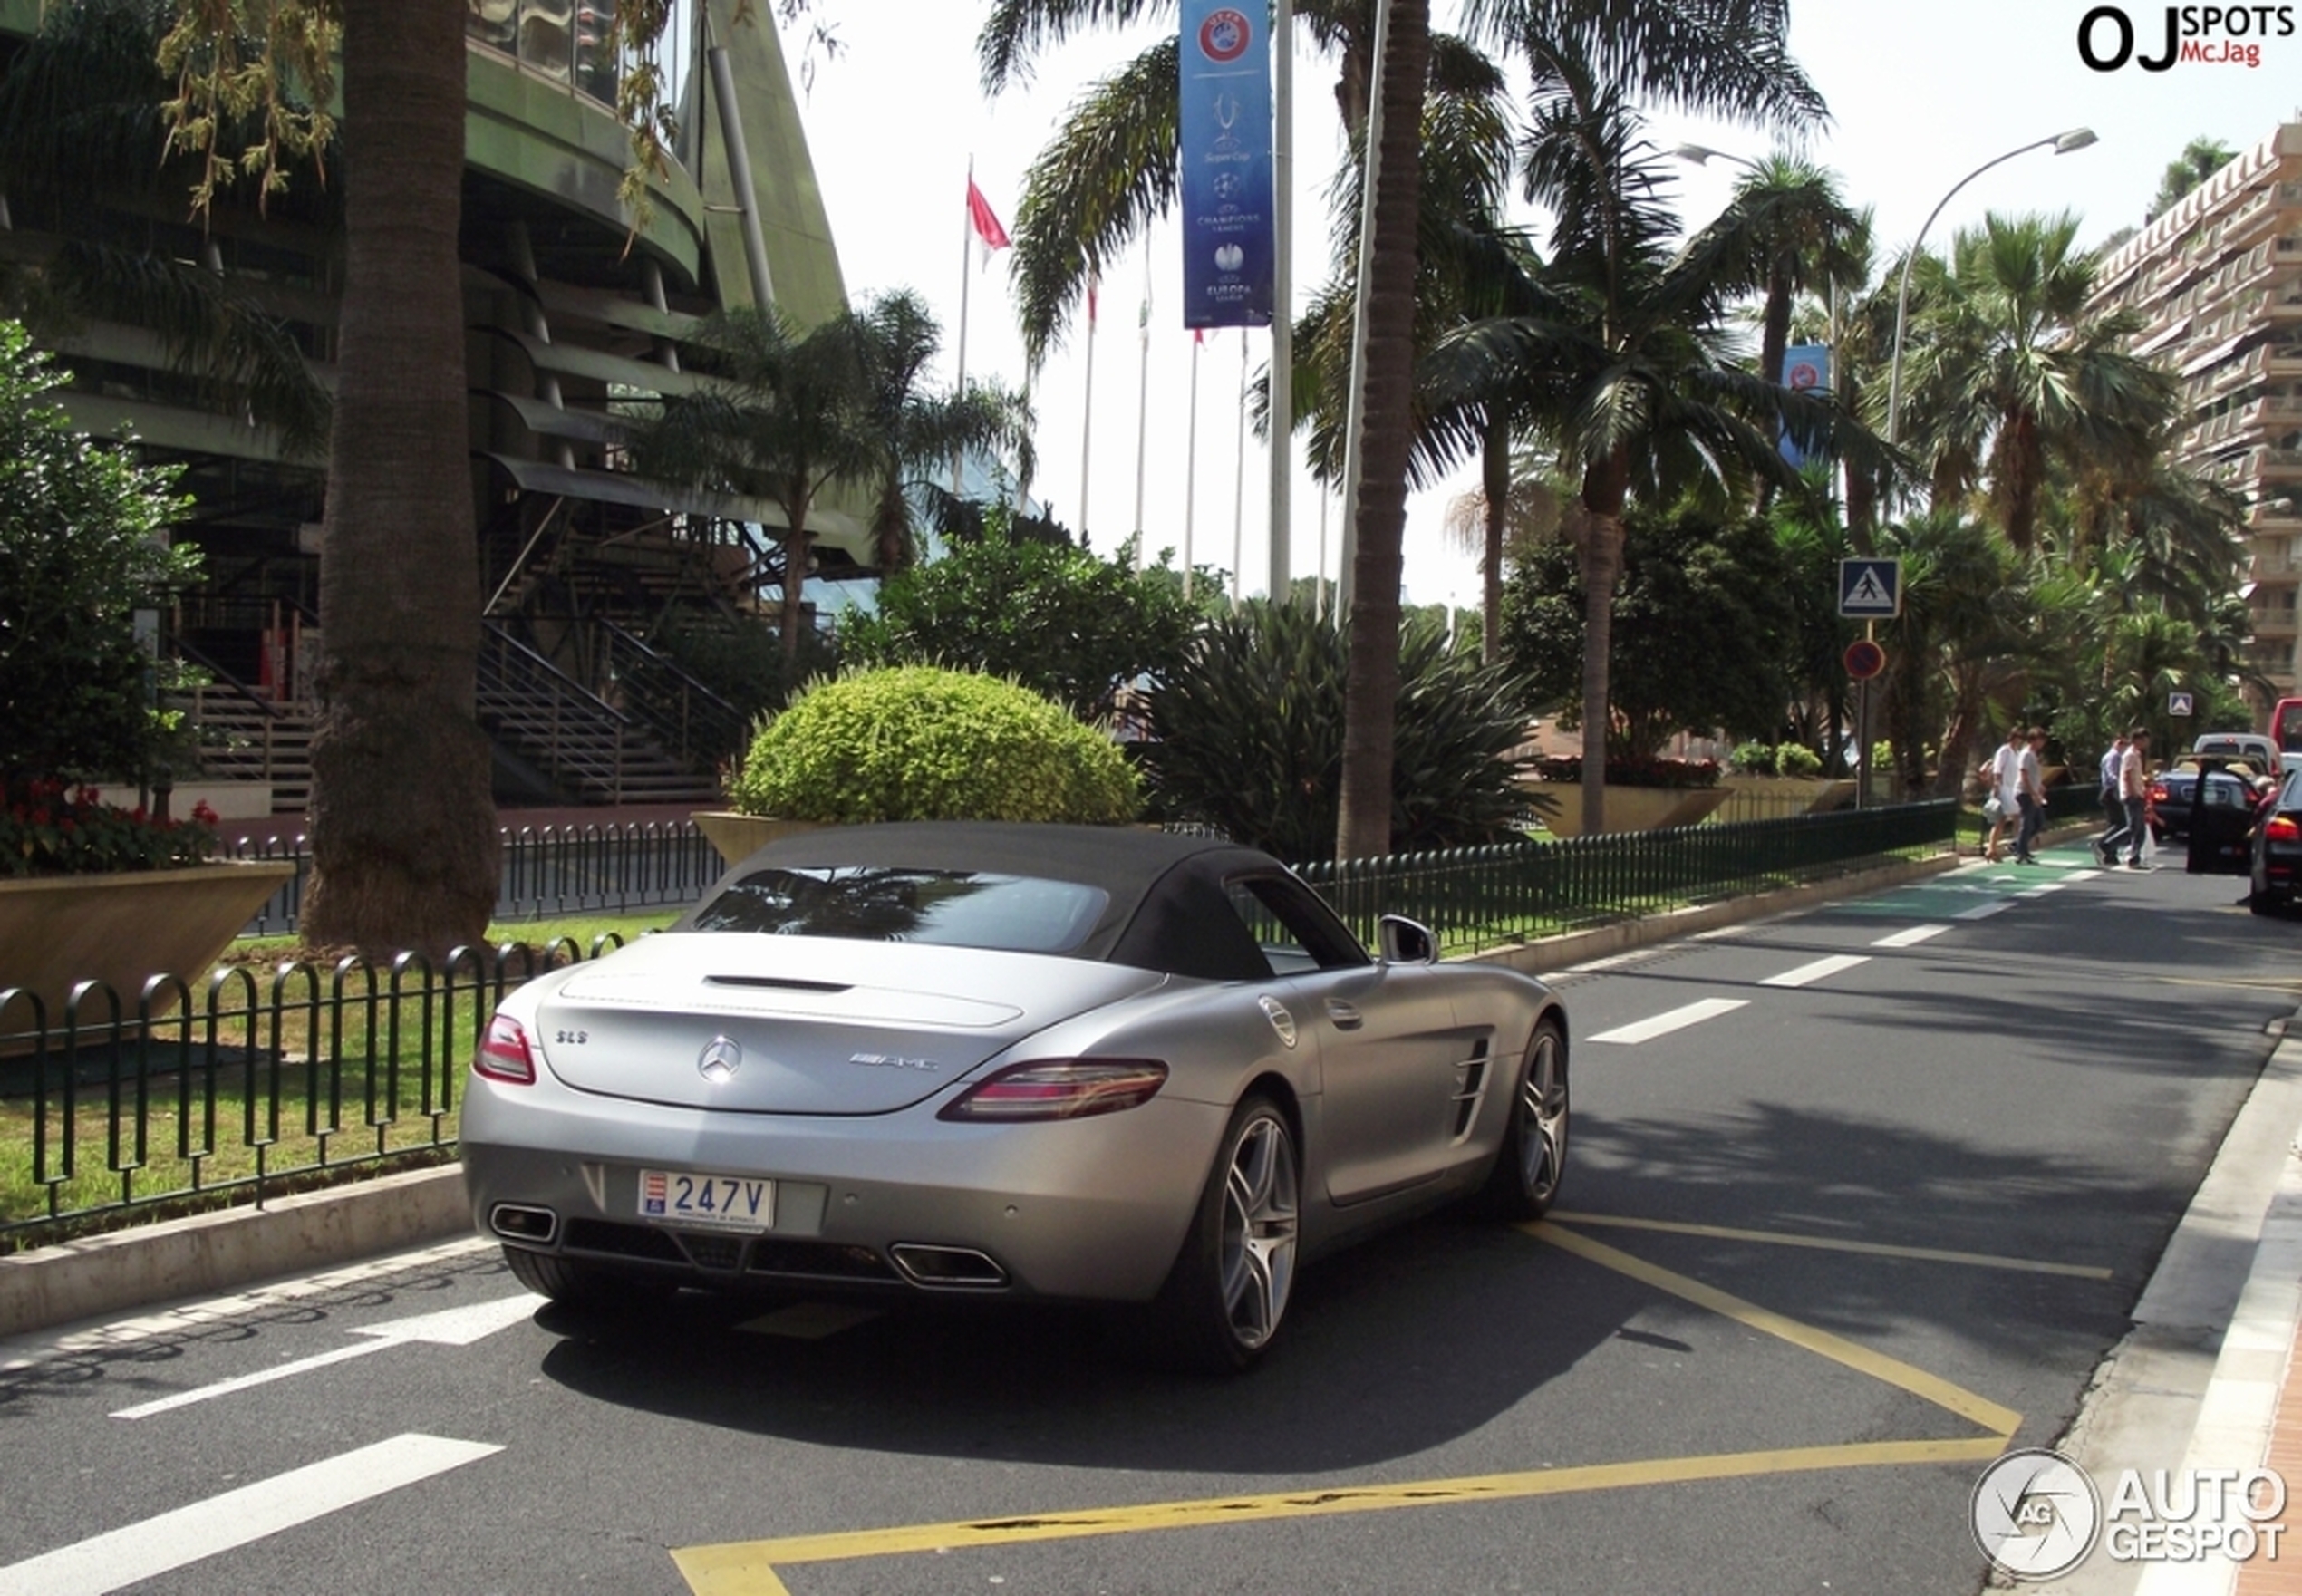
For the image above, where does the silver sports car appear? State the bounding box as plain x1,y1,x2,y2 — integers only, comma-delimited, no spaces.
460,823,1569,1369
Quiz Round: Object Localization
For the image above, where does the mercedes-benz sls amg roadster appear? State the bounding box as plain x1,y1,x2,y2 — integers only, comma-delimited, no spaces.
461,823,1568,1369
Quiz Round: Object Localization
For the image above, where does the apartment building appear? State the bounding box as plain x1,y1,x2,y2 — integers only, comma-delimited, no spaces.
2090,121,2302,713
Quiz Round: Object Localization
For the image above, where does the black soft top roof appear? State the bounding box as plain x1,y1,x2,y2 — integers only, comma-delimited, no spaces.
684,821,1318,981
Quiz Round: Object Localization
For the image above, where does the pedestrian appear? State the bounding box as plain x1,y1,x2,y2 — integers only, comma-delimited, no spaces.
2098,731,2128,834
1986,725,2025,863
2097,727,2152,868
2015,726,2047,864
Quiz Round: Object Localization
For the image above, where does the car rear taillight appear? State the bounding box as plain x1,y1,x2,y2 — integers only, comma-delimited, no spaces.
2268,816,2301,843
2149,782,2170,804
475,1013,537,1085
939,1059,1169,1122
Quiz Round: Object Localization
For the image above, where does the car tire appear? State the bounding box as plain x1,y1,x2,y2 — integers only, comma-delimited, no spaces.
1143,1093,1300,1373
500,1244,672,1311
2251,888,2282,917
1476,1015,1570,1222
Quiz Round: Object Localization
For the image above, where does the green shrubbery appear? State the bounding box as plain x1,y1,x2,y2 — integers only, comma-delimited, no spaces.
727,665,1139,825
1729,741,1824,778
1140,603,1538,861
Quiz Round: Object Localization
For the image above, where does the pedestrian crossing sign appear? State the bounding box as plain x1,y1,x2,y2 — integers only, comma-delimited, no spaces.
1838,557,1902,619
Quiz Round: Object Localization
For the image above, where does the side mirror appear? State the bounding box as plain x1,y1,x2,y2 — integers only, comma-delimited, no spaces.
1378,914,1437,966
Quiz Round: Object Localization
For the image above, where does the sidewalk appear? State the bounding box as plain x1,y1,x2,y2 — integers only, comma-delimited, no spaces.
2046,1004,2302,1595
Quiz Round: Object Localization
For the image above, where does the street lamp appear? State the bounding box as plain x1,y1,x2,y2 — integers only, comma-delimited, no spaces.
1669,142,1764,174
1884,129,2097,446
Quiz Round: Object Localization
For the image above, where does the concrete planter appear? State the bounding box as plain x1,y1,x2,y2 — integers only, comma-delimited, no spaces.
0,859,297,1030
692,812,822,868
1717,776,1857,816
1529,783,1731,837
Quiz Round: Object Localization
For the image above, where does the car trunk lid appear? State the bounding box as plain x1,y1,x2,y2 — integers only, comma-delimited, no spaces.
530,933,1164,1114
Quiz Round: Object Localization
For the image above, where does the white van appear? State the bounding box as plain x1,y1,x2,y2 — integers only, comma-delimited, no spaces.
2193,731,2302,777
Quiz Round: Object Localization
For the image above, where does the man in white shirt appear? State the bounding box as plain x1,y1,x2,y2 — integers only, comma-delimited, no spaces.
1987,725,2025,862
2014,727,2046,864
2097,728,2152,868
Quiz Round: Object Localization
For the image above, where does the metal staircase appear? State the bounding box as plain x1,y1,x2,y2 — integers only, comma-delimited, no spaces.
477,623,721,806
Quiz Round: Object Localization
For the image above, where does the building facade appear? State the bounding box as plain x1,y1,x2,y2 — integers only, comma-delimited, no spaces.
0,0,861,808
2090,121,2302,718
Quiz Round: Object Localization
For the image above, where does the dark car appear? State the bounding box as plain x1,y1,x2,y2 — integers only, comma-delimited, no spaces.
2250,769,2302,914
2150,754,2275,845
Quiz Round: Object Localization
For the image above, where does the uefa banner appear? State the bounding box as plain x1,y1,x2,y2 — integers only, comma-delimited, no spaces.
1780,343,1830,467
1178,1,1274,329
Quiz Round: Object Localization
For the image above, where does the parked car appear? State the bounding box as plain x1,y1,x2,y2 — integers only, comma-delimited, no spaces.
2250,769,2302,914
2194,731,2278,765
460,822,1571,1369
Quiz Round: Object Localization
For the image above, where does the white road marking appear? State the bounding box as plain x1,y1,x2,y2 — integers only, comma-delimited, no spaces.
1759,954,1871,989
110,1292,542,1419
2065,868,2104,881
1952,900,2012,921
1587,998,1749,1045
1871,924,1949,948
1561,950,1654,975
0,1433,500,1596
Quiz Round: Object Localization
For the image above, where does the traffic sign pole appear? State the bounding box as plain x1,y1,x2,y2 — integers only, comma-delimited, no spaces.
1856,621,1872,811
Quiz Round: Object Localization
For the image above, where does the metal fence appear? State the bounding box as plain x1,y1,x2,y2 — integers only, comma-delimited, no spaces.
1298,800,1958,954
3,801,1959,1250
226,821,728,936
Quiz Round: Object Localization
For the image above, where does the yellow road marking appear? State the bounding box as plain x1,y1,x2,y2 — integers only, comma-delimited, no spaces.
1531,1222,2022,1435
1547,1210,2115,1281
670,1436,2008,1594
669,1221,2026,1593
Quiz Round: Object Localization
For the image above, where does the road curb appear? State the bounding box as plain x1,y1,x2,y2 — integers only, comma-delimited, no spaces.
0,1164,473,1341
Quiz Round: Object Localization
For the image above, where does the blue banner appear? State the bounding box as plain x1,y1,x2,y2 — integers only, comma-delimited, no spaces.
1178,1,1274,329
1779,343,1830,467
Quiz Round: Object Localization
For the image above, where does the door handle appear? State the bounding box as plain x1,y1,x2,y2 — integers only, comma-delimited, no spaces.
1326,1000,1364,1030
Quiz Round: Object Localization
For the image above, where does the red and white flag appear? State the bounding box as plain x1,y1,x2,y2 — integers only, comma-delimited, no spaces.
966,177,1010,268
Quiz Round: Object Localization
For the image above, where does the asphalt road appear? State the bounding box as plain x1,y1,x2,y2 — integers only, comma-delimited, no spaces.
2,843,2294,1596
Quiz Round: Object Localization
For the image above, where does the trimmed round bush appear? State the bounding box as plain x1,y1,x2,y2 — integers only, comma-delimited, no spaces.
728,666,1139,826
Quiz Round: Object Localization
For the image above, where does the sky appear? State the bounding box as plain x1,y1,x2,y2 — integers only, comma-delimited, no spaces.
785,2,2302,610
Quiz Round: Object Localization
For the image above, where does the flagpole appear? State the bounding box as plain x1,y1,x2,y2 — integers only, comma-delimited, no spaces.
1079,271,1098,549
1267,0,1293,603
1184,331,1201,600
953,158,974,498
1132,244,1151,572
1232,328,1247,613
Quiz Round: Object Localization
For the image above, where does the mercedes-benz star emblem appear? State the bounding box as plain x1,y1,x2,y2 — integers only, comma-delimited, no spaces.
697,1036,743,1083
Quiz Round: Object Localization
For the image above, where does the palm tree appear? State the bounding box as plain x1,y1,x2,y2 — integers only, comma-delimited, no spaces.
1679,156,1862,393
641,305,880,668
1895,212,2175,556
1425,49,1857,833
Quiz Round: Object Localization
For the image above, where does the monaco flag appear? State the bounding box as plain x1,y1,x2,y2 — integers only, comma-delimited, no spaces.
966,178,1010,267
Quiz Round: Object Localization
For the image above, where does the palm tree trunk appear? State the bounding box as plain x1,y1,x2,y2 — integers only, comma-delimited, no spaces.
1577,503,1625,834
301,0,498,960
1479,415,1507,664
1334,0,1428,862
779,507,814,667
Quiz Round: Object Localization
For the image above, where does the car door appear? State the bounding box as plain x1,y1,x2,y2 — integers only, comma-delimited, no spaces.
2186,759,2261,875
1221,874,1477,1205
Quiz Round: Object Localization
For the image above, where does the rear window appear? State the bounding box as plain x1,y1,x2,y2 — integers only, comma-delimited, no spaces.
689,866,1108,954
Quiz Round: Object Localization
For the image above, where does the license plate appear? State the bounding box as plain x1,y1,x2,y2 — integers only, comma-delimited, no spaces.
636,1168,774,1233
